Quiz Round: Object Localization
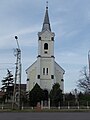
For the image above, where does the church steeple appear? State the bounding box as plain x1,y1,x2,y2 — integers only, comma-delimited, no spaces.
42,1,51,31
26,2,65,93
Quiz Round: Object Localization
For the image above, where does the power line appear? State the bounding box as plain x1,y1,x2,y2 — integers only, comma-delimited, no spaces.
0,63,14,65
88,50,90,79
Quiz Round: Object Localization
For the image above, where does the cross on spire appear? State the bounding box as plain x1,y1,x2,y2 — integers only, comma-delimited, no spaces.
42,1,51,31
46,1,48,9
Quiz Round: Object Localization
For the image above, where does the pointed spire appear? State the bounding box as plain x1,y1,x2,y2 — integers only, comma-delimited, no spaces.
42,1,51,31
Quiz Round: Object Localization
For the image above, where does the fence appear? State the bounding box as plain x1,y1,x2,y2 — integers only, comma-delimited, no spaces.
0,101,90,110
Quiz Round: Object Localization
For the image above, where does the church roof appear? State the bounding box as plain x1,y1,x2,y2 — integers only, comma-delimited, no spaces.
26,60,37,73
42,3,51,31
55,61,65,74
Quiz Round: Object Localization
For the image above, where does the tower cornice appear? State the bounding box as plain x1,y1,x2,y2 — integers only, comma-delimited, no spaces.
38,30,55,37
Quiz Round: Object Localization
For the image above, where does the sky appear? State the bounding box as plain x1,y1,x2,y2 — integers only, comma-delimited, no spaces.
0,0,90,92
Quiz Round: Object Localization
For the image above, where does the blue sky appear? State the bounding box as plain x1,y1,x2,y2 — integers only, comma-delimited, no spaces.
0,0,90,92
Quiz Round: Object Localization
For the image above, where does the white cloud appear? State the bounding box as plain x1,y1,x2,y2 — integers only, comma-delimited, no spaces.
0,25,39,48
55,51,87,66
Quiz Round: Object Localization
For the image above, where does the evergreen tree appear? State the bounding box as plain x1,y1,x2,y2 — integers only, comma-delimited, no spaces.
65,92,75,101
49,83,63,107
1,69,13,102
29,83,44,107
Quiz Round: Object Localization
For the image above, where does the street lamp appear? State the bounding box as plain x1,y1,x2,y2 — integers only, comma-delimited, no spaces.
13,36,21,110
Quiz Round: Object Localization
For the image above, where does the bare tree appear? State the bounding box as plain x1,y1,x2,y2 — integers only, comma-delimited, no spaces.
77,66,90,93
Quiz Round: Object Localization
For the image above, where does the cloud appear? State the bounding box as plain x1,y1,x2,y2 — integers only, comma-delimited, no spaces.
0,25,40,48
55,51,87,65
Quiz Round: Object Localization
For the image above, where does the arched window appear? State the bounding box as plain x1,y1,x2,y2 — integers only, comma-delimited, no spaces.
44,43,48,50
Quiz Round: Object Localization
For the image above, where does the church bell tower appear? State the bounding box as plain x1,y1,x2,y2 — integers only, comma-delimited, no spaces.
36,3,55,91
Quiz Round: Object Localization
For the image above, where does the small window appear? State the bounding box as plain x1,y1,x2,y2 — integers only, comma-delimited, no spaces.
37,75,40,79
61,79,64,82
27,79,29,81
43,68,45,75
51,55,54,58
46,68,48,75
51,37,54,41
44,51,47,54
51,75,54,79
39,37,41,40
44,43,48,50
37,55,41,57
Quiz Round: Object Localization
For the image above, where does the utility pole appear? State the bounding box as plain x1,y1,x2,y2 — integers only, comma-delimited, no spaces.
88,50,90,80
13,36,21,110
88,50,90,93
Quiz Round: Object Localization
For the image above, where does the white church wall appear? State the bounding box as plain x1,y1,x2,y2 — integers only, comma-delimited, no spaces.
40,31,53,40
40,58,53,79
29,68,37,91
26,61,37,91
40,79,52,92
54,62,64,92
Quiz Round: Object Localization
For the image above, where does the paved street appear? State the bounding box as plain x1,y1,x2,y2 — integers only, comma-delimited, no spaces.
0,112,90,120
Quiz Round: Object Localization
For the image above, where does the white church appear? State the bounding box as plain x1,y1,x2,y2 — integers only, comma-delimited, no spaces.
26,5,65,93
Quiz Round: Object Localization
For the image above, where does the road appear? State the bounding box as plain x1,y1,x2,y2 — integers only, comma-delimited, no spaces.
0,112,90,120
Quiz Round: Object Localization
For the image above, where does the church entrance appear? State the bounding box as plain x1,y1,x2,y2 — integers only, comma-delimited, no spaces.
43,89,48,107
